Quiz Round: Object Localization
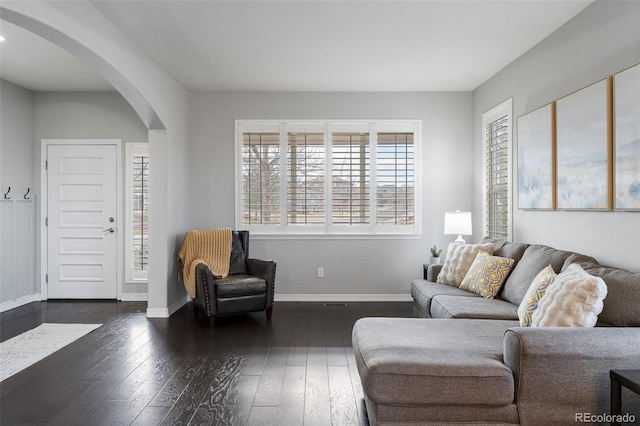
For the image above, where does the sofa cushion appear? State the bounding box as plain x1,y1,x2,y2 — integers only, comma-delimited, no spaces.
501,244,576,306
459,252,515,299
431,295,519,320
481,238,530,266
411,279,481,317
437,242,494,286
517,265,556,326
565,261,640,327
561,252,598,270
352,318,517,407
531,264,607,327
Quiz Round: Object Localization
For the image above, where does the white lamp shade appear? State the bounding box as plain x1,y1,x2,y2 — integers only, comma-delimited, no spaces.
444,211,472,235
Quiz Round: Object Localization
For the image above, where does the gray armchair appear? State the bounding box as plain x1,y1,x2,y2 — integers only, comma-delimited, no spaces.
183,230,276,327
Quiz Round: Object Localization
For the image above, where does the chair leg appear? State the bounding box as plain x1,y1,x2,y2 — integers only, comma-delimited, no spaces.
266,307,273,321
208,315,216,328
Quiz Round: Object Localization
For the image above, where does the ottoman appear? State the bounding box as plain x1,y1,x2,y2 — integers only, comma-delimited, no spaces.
352,317,520,425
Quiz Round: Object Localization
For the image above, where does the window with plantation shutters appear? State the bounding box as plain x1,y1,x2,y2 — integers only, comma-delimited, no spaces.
482,100,512,240
237,120,421,236
126,144,149,283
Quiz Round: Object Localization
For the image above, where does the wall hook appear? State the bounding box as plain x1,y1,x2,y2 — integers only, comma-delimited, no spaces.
24,188,31,200
3,187,10,200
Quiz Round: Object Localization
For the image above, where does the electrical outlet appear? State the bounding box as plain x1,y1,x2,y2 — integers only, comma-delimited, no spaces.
317,267,324,278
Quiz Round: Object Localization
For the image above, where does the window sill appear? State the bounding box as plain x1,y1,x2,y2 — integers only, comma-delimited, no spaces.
248,233,422,240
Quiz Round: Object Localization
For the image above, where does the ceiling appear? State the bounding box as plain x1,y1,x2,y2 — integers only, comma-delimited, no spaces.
0,19,113,91
0,1,593,92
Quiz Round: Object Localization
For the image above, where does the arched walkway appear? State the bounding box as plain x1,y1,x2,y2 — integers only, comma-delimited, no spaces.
1,3,191,317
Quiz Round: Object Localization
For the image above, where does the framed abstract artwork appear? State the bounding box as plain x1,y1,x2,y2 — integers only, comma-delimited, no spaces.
614,63,640,211
556,79,610,210
517,103,554,209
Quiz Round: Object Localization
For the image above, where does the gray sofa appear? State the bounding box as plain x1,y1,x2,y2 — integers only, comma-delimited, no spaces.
352,239,640,425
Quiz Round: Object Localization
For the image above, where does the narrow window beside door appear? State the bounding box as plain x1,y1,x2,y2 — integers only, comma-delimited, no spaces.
126,144,149,282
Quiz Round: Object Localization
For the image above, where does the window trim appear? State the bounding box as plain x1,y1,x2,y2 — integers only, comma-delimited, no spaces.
235,119,422,237
125,143,149,283
482,99,513,241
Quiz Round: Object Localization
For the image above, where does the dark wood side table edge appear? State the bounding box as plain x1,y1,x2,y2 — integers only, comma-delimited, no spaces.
610,369,640,426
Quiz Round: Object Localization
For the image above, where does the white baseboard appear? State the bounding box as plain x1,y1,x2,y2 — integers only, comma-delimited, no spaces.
169,295,189,315
145,294,409,317
145,307,168,318
146,295,189,318
0,293,42,313
274,293,412,302
120,293,148,302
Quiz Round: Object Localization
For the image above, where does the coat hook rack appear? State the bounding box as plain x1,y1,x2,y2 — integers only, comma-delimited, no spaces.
24,188,31,200
3,187,10,200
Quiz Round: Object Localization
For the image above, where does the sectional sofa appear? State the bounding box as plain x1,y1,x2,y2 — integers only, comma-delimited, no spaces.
352,239,640,425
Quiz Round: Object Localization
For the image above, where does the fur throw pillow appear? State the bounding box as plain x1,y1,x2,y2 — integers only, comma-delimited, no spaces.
531,264,607,327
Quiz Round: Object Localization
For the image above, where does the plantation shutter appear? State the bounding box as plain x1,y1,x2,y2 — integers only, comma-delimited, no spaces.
132,153,149,273
287,131,325,225
331,132,370,225
485,115,510,239
376,132,415,225
242,132,281,226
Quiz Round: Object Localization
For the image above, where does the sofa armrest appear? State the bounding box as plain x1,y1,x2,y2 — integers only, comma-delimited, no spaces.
426,264,443,281
247,258,277,309
503,327,640,424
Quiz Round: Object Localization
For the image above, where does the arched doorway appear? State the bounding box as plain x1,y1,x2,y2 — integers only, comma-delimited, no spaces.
1,3,190,317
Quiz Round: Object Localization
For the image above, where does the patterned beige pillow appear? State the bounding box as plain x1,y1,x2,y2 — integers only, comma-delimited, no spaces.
517,265,556,326
436,242,494,286
459,251,515,299
531,264,607,327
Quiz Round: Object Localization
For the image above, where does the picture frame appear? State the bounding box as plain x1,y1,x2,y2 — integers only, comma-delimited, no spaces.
613,63,640,211
517,103,555,210
555,79,610,210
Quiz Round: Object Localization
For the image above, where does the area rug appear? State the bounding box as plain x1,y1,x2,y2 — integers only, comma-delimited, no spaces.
0,323,102,382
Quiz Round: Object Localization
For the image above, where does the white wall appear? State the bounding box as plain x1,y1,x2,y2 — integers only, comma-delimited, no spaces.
189,92,472,298
33,91,149,297
1,80,34,190
472,0,640,272
0,79,35,308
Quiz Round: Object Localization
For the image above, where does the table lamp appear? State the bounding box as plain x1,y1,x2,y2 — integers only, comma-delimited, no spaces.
444,210,472,244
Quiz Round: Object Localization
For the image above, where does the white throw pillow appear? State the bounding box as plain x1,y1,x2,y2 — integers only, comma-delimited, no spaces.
517,265,556,327
530,264,607,327
436,242,494,286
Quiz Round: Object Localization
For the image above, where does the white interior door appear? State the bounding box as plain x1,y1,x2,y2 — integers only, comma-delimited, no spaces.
47,144,118,299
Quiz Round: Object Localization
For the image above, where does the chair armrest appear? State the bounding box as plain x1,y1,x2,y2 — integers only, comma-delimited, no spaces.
247,258,277,308
503,327,640,423
195,263,217,316
427,264,443,281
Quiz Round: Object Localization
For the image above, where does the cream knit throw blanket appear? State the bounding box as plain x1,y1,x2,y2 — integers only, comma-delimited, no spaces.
178,228,232,298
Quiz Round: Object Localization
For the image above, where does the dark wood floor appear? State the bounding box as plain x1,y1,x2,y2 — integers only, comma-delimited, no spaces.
0,300,412,425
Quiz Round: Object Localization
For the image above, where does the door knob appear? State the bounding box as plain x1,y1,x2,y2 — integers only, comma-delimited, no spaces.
103,227,115,233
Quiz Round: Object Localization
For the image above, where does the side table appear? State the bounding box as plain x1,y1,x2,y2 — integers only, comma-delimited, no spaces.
610,370,640,426
423,263,442,280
